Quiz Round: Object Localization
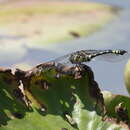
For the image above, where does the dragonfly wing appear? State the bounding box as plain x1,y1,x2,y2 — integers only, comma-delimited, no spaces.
52,54,73,66
92,52,130,62
83,50,107,54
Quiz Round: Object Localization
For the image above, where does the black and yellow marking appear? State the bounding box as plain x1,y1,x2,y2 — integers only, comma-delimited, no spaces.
112,50,127,55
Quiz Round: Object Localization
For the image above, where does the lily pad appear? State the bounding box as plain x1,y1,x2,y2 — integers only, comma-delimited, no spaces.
0,63,129,130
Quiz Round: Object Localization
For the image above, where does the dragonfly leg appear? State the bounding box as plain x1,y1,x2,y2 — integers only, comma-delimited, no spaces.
75,64,79,72
75,63,84,71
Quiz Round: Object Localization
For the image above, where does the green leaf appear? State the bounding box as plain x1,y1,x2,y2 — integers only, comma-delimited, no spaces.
103,91,130,126
0,64,129,130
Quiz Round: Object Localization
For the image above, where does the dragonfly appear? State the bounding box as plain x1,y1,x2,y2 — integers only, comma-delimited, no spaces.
52,49,129,66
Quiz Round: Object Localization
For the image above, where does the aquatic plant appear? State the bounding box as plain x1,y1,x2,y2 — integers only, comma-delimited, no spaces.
0,62,129,130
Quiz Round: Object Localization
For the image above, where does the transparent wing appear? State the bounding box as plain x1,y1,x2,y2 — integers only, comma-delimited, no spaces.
83,50,108,54
92,52,130,62
52,54,73,66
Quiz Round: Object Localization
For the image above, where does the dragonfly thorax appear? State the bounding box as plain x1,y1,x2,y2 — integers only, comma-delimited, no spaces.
69,52,91,64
